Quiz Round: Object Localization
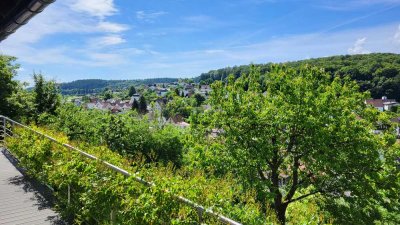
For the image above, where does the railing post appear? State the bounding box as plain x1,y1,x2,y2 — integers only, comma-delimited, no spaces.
110,209,116,225
67,185,71,205
2,116,5,139
197,207,203,224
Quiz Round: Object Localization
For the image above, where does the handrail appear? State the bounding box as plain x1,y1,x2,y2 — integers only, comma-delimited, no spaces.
0,115,242,225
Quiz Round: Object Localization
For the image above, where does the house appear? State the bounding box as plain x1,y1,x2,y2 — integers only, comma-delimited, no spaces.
84,98,132,113
200,85,212,96
129,94,141,104
365,96,399,112
154,98,167,112
157,88,168,97
86,103,96,109
185,84,194,91
180,90,189,97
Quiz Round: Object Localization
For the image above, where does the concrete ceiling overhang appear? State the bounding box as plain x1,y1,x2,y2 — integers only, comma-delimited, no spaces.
0,0,55,42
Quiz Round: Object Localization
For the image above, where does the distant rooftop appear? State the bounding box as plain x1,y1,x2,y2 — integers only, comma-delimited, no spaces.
365,97,398,108
0,0,54,42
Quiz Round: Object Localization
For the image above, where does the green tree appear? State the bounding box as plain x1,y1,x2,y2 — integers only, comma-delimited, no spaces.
193,93,205,107
7,82,35,121
138,95,147,114
163,97,193,119
198,65,397,224
132,99,139,112
33,73,60,116
0,55,19,118
103,90,113,100
128,86,136,96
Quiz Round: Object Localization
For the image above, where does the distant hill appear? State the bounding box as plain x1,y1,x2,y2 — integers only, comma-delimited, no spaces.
195,53,400,100
59,78,178,95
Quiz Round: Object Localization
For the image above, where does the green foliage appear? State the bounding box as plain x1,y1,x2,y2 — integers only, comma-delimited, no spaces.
193,64,399,224
59,78,178,95
163,97,194,119
138,95,148,114
33,73,60,116
45,104,109,145
128,85,136,96
193,93,205,107
7,82,35,121
0,55,19,118
196,53,400,101
5,126,267,224
40,104,184,167
131,99,139,111
102,90,113,100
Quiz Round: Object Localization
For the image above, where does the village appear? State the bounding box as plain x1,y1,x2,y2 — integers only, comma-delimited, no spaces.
70,80,400,138
71,81,213,129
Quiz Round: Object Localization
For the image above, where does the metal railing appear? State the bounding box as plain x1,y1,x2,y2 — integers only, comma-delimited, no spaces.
0,115,242,225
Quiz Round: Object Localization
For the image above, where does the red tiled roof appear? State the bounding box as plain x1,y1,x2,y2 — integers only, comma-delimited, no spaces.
365,99,397,108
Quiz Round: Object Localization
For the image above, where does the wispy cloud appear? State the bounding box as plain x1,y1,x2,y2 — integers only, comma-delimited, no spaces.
317,0,400,11
348,37,370,54
136,11,167,22
70,0,117,18
319,4,399,34
121,23,399,77
90,35,126,47
97,22,130,33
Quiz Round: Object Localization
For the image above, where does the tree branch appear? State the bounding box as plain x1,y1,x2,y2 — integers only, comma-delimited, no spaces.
285,190,320,204
284,156,300,202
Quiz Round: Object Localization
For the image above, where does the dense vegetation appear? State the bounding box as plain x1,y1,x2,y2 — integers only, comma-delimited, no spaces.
193,65,400,224
1,54,400,224
59,78,178,95
196,53,400,100
6,127,264,224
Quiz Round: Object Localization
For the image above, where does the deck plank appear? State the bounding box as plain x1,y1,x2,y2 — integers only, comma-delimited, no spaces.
0,148,64,225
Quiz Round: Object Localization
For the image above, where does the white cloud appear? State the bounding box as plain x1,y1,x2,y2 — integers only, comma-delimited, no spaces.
70,0,117,18
91,35,126,47
2,4,94,44
348,37,370,54
136,11,167,22
394,25,400,44
125,23,398,78
0,1,128,45
97,22,129,33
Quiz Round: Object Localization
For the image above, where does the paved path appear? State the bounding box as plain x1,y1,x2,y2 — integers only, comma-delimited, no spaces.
0,148,63,225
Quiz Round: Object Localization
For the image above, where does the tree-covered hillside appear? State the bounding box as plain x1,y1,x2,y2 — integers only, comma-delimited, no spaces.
196,53,400,100
59,78,178,95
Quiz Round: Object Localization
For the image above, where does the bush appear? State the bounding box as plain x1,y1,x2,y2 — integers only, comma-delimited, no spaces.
5,126,267,224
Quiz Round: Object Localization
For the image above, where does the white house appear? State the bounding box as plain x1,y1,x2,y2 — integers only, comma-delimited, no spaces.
365,96,399,112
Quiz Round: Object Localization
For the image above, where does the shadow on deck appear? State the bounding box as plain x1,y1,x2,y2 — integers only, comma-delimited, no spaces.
0,148,65,225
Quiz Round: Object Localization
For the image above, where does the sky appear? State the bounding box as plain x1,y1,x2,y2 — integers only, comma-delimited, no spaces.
1,0,400,83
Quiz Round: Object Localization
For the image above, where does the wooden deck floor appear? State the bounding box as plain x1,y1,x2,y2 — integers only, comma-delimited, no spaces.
0,148,64,225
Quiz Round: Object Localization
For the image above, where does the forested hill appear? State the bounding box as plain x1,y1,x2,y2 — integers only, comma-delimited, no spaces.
59,78,178,95
195,53,400,100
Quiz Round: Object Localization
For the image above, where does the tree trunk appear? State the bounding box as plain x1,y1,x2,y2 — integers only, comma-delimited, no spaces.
275,204,288,225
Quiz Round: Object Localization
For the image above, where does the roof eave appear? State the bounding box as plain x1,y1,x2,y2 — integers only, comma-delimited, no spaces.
0,0,55,42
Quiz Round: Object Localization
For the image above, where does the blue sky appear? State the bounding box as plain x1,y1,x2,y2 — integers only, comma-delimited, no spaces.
1,0,400,83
